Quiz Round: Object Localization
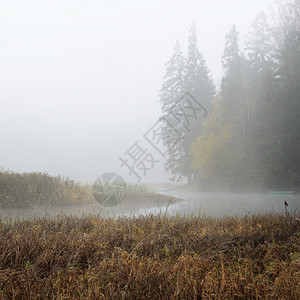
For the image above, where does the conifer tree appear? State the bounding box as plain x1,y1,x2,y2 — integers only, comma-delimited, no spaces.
271,0,300,188
185,22,215,111
159,23,215,182
159,41,186,176
159,41,186,113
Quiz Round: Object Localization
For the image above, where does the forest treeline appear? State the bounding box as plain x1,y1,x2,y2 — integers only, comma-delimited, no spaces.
160,0,300,191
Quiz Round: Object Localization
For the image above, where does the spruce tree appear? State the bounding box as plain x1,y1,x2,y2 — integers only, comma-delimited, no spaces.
185,21,215,111
159,41,186,113
221,25,242,103
221,25,245,139
159,23,215,182
271,0,300,188
181,22,215,182
159,41,186,177
244,12,277,187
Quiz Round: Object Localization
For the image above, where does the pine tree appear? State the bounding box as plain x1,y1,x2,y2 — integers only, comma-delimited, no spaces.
244,12,277,187
159,41,186,177
185,22,215,111
159,41,186,113
221,25,246,139
221,25,242,106
246,12,273,77
159,24,215,182
270,0,300,188
181,22,215,182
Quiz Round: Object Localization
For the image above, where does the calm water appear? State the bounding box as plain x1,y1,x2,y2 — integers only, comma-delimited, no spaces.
0,190,299,220
153,190,299,217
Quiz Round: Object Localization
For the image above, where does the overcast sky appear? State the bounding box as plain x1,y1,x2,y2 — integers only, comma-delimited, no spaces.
0,0,277,183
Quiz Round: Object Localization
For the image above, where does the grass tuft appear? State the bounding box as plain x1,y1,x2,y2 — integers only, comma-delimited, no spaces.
0,213,299,299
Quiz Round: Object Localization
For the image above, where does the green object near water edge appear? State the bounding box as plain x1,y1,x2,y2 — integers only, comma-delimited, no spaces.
267,191,294,195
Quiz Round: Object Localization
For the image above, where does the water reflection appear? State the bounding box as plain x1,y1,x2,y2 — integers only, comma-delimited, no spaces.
155,190,299,217
0,191,299,220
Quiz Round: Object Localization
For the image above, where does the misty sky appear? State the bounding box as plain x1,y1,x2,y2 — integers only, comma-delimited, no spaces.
0,0,276,183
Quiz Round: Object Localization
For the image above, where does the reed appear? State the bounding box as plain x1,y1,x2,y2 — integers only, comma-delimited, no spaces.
0,213,299,299
0,170,92,208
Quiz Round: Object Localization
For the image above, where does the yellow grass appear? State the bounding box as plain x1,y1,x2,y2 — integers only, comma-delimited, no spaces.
0,213,299,299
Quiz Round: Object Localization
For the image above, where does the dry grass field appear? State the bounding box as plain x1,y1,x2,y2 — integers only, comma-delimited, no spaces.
0,213,299,299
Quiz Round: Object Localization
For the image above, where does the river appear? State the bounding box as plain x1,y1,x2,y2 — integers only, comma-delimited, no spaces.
0,190,299,220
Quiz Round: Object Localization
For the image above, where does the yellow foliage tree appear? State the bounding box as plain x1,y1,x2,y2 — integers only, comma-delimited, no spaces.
191,96,232,180
190,95,260,190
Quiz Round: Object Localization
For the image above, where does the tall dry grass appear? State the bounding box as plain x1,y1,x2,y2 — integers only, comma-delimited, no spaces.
0,213,299,299
0,171,92,208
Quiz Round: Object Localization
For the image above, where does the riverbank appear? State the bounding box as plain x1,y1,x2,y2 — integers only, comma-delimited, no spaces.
0,193,181,220
0,214,299,299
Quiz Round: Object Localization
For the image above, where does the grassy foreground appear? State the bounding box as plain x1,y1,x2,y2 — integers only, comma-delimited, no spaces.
0,214,299,299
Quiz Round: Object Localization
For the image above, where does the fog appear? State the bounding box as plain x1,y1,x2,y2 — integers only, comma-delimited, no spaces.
0,191,298,220
0,0,275,183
